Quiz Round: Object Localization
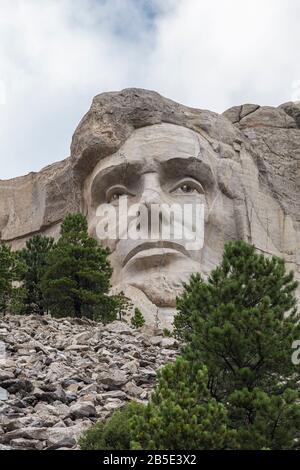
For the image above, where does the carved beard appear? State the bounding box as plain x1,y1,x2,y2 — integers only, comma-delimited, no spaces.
107,231,202,309
117,252,201,308
129,270,190,307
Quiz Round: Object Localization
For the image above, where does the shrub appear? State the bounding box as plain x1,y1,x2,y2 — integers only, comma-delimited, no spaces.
131,308,145,329
79,402,144,450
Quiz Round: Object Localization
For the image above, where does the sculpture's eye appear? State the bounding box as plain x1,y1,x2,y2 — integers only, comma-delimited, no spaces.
180,184,194,193
106,185,132,203
171,179,204,196
110,192,124,202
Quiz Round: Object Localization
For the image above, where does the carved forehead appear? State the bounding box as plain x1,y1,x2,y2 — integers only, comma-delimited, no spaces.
121,123,199,162
89,123,213,180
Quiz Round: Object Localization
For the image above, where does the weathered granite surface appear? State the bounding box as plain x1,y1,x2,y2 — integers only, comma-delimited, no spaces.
0,89,299,317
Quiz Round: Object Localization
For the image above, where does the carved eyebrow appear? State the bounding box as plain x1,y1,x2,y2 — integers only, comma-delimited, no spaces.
90,156,215,206
160,158,215,188
90,162,143,205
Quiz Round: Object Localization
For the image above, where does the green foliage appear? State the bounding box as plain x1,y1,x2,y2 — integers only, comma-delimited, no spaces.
131,307,145,329
0,244,24,313
77,240,300,450
79,402,144,450
41,213,115,321
80,358,233,450
130,358,233,450
18,235,54,314
9,286,28,315
113,291,132,322
1,213,125,324
228,387,300,450
163,328,172,337
174,240,300,449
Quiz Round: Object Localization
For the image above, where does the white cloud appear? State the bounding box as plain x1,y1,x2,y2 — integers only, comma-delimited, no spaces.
0,0,299,179
145,0,300,109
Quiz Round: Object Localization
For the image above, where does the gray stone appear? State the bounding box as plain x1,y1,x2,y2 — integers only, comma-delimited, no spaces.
97,369,129,388
99,390,127,400
46,425,87,449
123,381,144,398
279,102,300,128
69,401,96,418
0,444,13,450
65,344,89,352
105,321,133,335
121,360,139,374
103,400,124,412
0,379,33,394
160,337,177,349
0,290,186,448
0,371,14,381
0,387,8,401
10,438,44,450
0,427,48,443
150,336,163,346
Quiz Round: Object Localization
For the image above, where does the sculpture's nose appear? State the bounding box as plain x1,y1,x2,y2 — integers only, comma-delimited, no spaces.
140,188,161,208
139,173,162,209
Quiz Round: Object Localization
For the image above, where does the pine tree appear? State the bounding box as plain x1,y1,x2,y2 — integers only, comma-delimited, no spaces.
18,235,54,314
80,240,300,450
0,244,24,313
41,213,115,321
175,240,300,449
130,358,233,450
113,291,132,322
80,358,233,450
131,307,145,329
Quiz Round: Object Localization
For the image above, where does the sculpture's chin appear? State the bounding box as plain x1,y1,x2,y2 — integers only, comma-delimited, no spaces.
110,250,201,308
129,270,194,308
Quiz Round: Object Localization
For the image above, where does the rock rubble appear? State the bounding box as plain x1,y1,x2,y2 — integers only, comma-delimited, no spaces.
0,315,178,450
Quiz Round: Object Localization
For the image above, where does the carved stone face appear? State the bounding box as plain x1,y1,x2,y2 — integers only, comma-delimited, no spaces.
84,123,227,318
85,119,296,327
1,88,299,327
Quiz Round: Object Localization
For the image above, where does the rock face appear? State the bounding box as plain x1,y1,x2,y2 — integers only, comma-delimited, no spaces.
0,89,299,324
0,315,178,450
0,90,300,449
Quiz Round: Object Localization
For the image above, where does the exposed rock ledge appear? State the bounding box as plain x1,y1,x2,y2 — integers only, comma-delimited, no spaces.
0,315,178,450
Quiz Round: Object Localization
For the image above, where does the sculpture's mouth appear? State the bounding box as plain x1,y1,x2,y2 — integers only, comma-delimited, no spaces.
122,240,190,267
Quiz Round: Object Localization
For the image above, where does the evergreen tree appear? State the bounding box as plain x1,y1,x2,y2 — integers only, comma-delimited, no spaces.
18,235,54,314
130,358,233,450
175,240,300,449
131,307,145,329
41,213,115,321
0,244,24,313
113,291,132,322
80,358,233,450
78,240,300,450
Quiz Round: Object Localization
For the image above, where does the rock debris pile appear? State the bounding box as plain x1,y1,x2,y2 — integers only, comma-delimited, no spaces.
0,315,178,450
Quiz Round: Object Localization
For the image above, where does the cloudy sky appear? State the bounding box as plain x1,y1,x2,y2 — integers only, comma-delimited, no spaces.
0,0,300,179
